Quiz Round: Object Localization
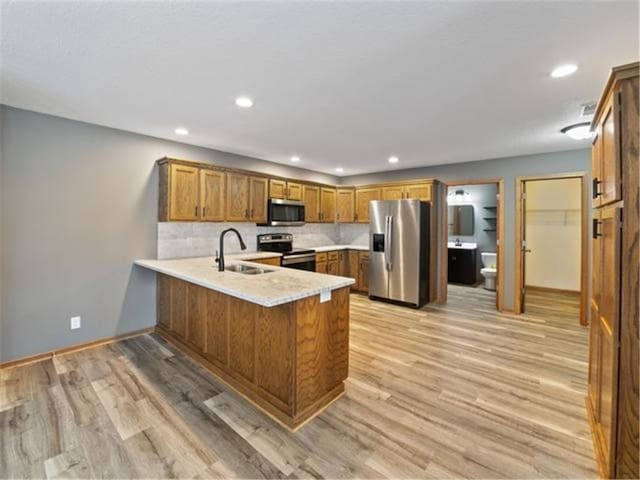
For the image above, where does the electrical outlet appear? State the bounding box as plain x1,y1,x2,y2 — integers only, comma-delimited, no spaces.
70,316,81,330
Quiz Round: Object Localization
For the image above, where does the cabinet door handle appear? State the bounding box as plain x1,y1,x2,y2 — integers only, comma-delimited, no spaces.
592,178,602,199
202,207,206,217
593,219,603,238
354,212,358,221
337,213,340,221
195,206,198,217
245,209,249,219
250,208,254,218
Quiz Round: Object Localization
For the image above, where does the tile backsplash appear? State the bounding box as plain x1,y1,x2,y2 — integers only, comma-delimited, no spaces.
157,222,342,259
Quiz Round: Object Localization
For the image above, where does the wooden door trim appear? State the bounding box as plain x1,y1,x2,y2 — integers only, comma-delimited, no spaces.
438,178,505,312
514,172,589,325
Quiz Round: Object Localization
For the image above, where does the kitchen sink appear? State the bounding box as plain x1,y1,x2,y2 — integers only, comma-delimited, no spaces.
224,264,276,275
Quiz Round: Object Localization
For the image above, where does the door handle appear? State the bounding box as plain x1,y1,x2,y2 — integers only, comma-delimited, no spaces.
385,215,393,271
593,219,603,238
592,178,602,199
195,206,198,217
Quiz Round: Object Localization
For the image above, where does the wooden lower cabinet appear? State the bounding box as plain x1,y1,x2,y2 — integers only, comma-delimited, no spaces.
155,274,350,429
250,257,281,267
347,250,369,293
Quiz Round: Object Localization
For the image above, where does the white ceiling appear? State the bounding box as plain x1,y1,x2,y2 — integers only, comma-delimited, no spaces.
1,1,638,176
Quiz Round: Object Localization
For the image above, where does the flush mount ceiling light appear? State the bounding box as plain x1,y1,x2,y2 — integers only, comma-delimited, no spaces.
174,127,189,135
550,64,578,78
290,156,300,163
561,122,592,140
335,167,344,173
235,96,254,108
388,156,399,164
447,188,471,204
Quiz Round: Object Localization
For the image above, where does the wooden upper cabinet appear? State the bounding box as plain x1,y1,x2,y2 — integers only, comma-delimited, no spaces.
381,185,404,201
405,183,432,201
226,172,250,221
592,129,603,208
200,170,225,221
336,188,355,223
287,181,303,201
269,179,303,201
169,163,200,220
600,96,622,206
381,182,432,202
303,185,320,222
269,179,287,199
355,187,381,223
249,176,268,223
320,188,337,223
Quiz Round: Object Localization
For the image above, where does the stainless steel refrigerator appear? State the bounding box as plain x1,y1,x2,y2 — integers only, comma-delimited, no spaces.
369,199,430,308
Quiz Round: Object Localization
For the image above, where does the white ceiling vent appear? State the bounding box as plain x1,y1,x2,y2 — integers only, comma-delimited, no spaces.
580,101,597,117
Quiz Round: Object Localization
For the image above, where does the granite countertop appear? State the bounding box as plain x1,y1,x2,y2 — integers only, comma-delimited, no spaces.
135,255,355,307
311,244,368,252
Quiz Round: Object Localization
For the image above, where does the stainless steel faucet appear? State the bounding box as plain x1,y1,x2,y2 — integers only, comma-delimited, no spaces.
455,237,462,246
216,228,247,271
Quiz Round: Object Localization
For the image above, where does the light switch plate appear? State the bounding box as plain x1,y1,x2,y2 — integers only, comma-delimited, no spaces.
70,316,81,330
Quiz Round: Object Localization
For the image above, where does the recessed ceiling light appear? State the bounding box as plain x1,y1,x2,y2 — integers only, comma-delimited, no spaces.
290,156,300,163
550,64,578,78
335,167,344,173
174,127,189,135
235,96,254,108
561,122,592,140
388,156,399,164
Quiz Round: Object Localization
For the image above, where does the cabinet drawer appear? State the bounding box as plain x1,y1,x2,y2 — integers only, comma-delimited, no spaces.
327,251,339,261
316,252,327,262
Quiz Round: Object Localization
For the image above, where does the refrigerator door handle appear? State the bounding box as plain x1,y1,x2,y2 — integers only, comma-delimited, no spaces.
386,215,393,271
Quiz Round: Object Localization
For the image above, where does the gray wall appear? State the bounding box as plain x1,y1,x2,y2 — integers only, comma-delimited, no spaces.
340,149,591,310
0,106,338,362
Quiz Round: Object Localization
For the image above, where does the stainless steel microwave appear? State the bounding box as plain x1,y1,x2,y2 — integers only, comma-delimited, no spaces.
260,199,305,226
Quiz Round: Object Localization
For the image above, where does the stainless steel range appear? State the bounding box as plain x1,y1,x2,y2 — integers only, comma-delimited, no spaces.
256,233,316,271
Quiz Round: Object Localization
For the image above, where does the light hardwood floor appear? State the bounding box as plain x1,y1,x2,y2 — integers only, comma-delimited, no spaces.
0,286,597,479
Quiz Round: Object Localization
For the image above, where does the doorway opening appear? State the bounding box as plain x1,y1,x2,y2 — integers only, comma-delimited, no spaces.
515,173,589,325
439,179,505,311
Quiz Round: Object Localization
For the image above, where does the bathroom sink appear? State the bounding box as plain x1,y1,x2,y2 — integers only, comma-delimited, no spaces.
224,264,276,275
447,242,478,250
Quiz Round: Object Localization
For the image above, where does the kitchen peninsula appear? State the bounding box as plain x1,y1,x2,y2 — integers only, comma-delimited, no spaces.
135,254,354,429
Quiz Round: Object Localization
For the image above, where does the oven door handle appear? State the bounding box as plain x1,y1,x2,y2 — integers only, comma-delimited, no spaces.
282,253,315,261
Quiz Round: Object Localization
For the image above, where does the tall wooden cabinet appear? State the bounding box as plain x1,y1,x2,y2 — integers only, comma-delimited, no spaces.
587,62,639,480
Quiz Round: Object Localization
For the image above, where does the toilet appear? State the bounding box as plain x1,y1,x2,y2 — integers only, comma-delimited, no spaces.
480,252,497,291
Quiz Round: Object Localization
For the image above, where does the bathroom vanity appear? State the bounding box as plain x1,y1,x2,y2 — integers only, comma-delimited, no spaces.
447,243,477,284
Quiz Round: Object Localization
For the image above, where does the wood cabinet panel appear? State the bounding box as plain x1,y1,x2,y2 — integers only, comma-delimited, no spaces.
601,97,621,206
228,297,256,383
170,277,188,338
187,284,207,351
320,188,336,223
169,164,199,220
338,251,348,276
303,185,320,223
316,260,327,274
592,131,603,208
226,173,249,221
358,252,369,293
405,183,432,201
256,305,293,406
157,274,171,329
294,288,350,413
381,185,404,201
200,170,225,221
287,182,303,201
355,188,380,223
269,179,287,199
204,289,228,367
327,259,339,276
336,189,355,223
348,250,360,291
249,176,268,223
